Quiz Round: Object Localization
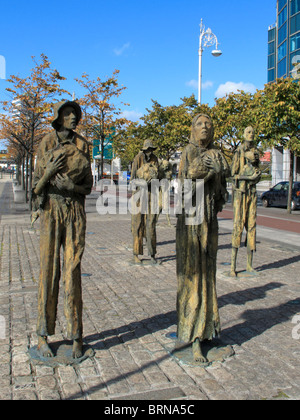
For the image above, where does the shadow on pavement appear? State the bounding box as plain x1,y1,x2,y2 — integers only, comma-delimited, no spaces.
69,282,299,400
255,255,300,272
221,297,300,347
218,282,284,308
84,311,177,351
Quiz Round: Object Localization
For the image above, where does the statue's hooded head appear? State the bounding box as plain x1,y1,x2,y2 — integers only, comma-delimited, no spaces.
52,100,82,131
190,114,214,149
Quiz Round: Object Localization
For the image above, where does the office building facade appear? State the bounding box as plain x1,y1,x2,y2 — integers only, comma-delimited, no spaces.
268,0,300,82
268,0,300,183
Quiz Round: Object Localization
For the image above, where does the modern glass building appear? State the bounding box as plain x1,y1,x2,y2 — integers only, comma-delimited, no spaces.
268,0,300,82
268,1,300,183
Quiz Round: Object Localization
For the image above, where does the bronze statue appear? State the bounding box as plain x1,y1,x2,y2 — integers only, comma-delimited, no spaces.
130,139,160,264
32,100,93,359
230,126,261,277
176,114,229,363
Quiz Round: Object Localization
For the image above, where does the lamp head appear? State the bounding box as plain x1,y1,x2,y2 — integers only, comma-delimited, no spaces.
212,49,222,57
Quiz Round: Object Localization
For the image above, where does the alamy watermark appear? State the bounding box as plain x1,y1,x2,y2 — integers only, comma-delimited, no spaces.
292,315,300,340
0,316,5,340
0,55,6,80
96,178,205,226
291,55,300,80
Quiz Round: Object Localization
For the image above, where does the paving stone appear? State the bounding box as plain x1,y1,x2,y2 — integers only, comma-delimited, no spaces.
36,375,57,390
1,180,300,400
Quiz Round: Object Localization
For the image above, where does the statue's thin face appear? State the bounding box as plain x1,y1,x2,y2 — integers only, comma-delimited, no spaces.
244,127,255,142
58,106,77,130
144,148,155,158
193,116,213,147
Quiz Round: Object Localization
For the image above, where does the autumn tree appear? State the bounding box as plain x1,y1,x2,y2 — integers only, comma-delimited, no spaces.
0,54,69,205
142,96,213,159
113,95,212,170
113,121,145,170
211,90,258,160
0,115,29,186
75,70,129,179
253,77,300,213
139,100,183,160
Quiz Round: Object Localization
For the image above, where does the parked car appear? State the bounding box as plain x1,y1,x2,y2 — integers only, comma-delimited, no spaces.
261,181,300,210
101,173,120,185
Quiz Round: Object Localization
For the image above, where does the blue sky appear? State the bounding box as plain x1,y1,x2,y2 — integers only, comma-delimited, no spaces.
0,0,276,129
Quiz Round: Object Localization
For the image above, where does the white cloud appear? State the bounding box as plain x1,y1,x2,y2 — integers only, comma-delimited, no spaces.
186,80,213,90
202,80,214,90
215,81,257,98
113,42,130,56
186,79,198,89
120,110,143,122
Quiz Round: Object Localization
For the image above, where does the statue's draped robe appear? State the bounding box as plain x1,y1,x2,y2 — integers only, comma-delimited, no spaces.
231,145,261,251
130,151,159,257
176,143,229,344
32,131,93,340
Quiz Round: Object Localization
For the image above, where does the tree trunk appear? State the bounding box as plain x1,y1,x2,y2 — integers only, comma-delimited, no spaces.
101,134,105,180
21,156,25,190
287,150,294,214
25,152,29,203
16,163,21,185
28,152,33,211
28,128,35,211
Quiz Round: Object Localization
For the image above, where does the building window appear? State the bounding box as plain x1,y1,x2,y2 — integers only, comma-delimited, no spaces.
291,31,300,51
278,0,287,12
291,0,300,16
278,6,287,27
278,40,287,61
290,12,300,34
268,68,276,82
268,27,276,42
268,54,275,68
278,22,287,44
268,40,276,54
278,56,287,77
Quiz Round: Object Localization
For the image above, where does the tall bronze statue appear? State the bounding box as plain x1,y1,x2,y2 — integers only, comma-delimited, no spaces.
176,114,229,363
230,126,261,277
32,100,93,359
130,139,160,264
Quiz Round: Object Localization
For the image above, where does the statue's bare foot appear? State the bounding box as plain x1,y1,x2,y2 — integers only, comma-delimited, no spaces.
37,336,54,358
192,339,207,363
133,255,141,264
150,256,157,264
247,266,258,274
72,338,83,359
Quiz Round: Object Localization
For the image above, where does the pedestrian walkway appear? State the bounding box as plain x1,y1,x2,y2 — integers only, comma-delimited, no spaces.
0,178,300,400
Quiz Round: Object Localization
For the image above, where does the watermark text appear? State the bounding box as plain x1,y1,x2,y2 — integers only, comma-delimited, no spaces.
292,315,300,340
0,55,6,79
96,178,205,226
0,316,6,340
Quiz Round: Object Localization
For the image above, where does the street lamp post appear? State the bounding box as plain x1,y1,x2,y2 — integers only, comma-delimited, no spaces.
198,19,222,104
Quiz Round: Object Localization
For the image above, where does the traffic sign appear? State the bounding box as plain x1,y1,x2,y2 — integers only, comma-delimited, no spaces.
92,127,116,160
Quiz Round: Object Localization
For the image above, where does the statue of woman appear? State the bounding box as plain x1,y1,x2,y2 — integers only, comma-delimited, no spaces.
176,114,229,362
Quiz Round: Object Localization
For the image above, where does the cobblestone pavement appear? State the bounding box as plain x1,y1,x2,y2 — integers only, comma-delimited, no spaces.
0,177,300,400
